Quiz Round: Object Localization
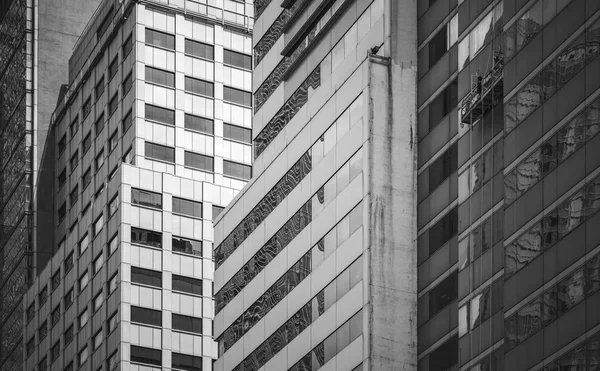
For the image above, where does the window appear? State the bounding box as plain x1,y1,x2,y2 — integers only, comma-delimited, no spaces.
109,272,119,294
145,142,175,163
145,103,175,125
82,167,92,189
26,337,35,356
80,234,89,254
109,234,119,255
131,266,162,287
172,197,202,218
145,66,175,87
108,311,118,333
429,271,458,318
96,8,112,40
428,16,458,68
93,331,103,350
51,341,60,362
51,305,60,326
146,28,175,49
82,132,92,154
172,313,202,334
172,274,202,296
184,76,214,97
39,357,47,371
108,351,119,370
184,113,213,134
95,77,105,100
109,93,119,116
58,134,67,154
39,285,48,305
172,352,203,371
428,335,458,371
65,363,73,371
52,270,61,291
93,214,104,236
109,194,119,217
429,143,457,191
94,253,104,275
185,39,214,60
64,325,74,344
108,56,118,80
79,271,89,291
212,205,224,219
64,252,74,273
58,202,67,221
82,97,91,118
79,346,89,366
70,185,79,206
123,147,133,164
70,150,79,171
223,86,252,106
58,168,67,188
39,320,48,340
109,130,119,151
428,207,458,254
130,345,162,366
79,309,89,327
131,306,162,327
223,160,251,180
429,80,458,129
172,236,202,256
70,116,79,137
64,288,74,309
223,123,251,143
123,33,133,57
132,188,162,208
131,227,162,248
123,109,133,132
123,71,133,94
184,151,213,172
224,49,251,70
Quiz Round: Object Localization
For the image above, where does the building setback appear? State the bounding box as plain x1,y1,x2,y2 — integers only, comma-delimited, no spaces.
213,0,418,370
22,0,253,370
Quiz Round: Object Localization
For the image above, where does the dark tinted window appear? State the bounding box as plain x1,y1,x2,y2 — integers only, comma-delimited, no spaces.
145,104,175,125
130,345,161,366
95,77,105,100
131,227,162,248
132,188,162,208
83,97,91,118
123,109,133,132
146,29,175,50
131,266,162,287
429,80,458,129
173,197,202,218
172,314,202,334
224,49,251,70
223,123,251,143
58,135,66,154
123,34,133,57
223,86,251,106
109,94,119,116
123,72,133,94
429,26,447,68
429,207,458,254
145,142,175,163
429,271,458,317
185,39,214,60
184,151,214,172
96,8,113,40
184,77,214,97
172,275,202,296
172,352,202,371
58,169,67,188
429,143,458,191
184,114,213,134
131,306,162,327
172,237,202,256
82,132,92,153
429,335,458,371
108,57,118,80
212,205,224,219
95,113,105,134
223,160,251,180
146,66,175,87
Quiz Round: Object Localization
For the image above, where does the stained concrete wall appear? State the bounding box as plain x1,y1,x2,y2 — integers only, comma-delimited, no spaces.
366,0,418,369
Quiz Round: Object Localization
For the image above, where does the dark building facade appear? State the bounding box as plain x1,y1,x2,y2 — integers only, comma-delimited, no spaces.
417,0,600,370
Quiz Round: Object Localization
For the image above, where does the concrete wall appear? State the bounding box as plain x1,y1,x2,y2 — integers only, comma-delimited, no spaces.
367,0,418,369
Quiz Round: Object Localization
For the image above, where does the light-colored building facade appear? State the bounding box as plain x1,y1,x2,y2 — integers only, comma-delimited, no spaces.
23,0,253,370
213,1,418,370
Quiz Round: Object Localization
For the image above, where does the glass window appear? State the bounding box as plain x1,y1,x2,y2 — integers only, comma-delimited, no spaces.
146,28,175,50
223,123,251,143
172,236,202,256
172,352,203,371
184,76,214,97
82,167,92,189
224,49,251,70
145,142,175,163
93,291,104,312
109,130,119,151
131,227,162,248
108,312,118,333
123,71,133,94
172,197,202,218
109,194,119,217
223,86,252,106
172,313,202,334
108,56,118,80
428,207,458,254
172,274,202,296
52,270,61,291
131,266,162,287
184,113,213,134
123,109,133,132
79,309,89,327
212,205,224,219
429,143,458,191
429,271,458,317
82,131,92,153
64,252,74,273
82,97,91,119
58,134,66,154
70,150,79,172
79,271,89,291
70,186,79,206
109,234,119,255
131,306,162,327
429,335,458,371
184,151,214,172
58,168,67,188
70,116,79,138
185,39,214,60
58,202,67,221
146,66,175,87
96,8,112,39
79,234,89,254
108,93,119,116
96,149,105,170
145,103,175,125
132,188,162,208
123,33,133,57
109,272,119,294
95,77,105,100
223,160,251,180
108,351,119,370
429,26,448,68
79,346,89,366
130,345,162,366
64,325,74,345
558,268,586,314
93,214,104,237
93,331,103,350
429,80,458,130
51,341,60,361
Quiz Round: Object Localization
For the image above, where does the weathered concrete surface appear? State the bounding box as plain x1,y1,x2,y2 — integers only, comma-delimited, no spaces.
367,0,418,369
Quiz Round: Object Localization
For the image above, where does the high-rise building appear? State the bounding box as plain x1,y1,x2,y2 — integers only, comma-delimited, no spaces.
22,0,253,370
213,0,418,370
215,0,600,371
0,0,102,369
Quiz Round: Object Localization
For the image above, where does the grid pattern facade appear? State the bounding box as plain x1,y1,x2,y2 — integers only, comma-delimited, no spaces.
416,0,600,370
23,0,253,370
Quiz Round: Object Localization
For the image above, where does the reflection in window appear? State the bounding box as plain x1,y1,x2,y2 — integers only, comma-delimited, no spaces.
132,188,162,209
131,227,162,248
145,142,175,163
223,160,251,180
184,113,213,134
131,266,162,287
458,3,503,69
145,28,175,50
130,345,162,366
184,151,214,172
172,236,202,256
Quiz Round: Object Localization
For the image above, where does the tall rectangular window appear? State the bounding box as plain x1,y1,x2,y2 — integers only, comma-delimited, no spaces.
145,104,175,125
429,143,458,191
145,66,175,88
123,33,133,57
145,142,175,163
58,134,66,154
96,8,113,40
429,271,458,317
108,57,119,80
95,113,105,134
70,150,79,171
82,97,91,119
224,49,251,70
109,93,119,116
223,86,252,106
82,132,92,153
82,167,92,189
123,72,133,95
95,77,105,100
429,80,458,129
185,39,214,60
223,160,251,180
184,151,214,172
223,123,251,143
70,116,79,137
429,207,458,254
131,227,162,248
184,76,214,97
184,113,213,134
146,29,175,50
123,109,133,132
